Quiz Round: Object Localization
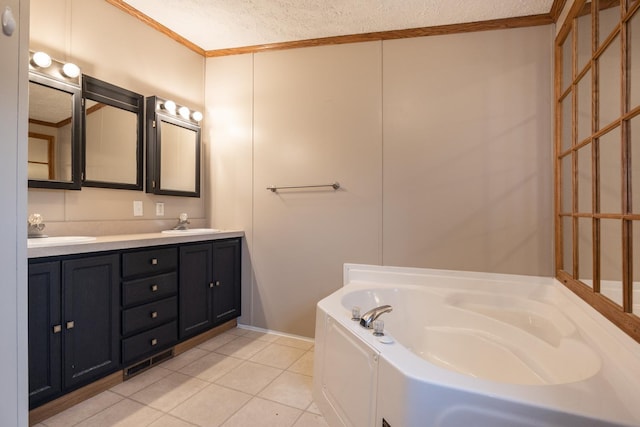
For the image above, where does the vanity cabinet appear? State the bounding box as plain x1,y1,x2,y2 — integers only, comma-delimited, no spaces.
179,238,241,339
121,247,178,365
28,254,120,409
28,234,242,411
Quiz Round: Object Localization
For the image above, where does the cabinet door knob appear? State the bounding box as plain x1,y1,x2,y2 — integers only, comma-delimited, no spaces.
66,321,75,330
215,281,221,287
151,311,158,319
151,258,158,265
151,284,158,292
209,282,214,288
150,338,158,346
52,325,62,334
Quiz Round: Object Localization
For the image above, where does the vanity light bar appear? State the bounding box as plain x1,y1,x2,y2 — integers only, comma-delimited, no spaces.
156,97,202,124
29,50,81,86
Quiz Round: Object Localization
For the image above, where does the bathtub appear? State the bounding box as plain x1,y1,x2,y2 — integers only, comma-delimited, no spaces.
313,264,640,427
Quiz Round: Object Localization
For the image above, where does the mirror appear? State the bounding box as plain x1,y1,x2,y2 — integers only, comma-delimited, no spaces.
82,75,143,190
146,96,201,197
28,72,82,189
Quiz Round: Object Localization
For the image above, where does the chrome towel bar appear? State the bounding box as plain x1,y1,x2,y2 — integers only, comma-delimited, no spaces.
266,182,340,193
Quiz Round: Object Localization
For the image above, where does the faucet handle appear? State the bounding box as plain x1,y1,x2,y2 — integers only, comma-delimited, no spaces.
373,319,385,336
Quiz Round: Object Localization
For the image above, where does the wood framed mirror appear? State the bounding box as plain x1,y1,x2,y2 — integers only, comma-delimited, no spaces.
146,96,201,198
82,75,144,190
28,64,82,190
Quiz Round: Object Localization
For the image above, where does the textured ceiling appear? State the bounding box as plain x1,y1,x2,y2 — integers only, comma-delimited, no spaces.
121,0,555,51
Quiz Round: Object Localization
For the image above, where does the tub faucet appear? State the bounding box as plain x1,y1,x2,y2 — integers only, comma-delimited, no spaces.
359,305,392,328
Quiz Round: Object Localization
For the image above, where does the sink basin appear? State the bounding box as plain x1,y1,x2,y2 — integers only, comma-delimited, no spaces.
28,236,97,248
161,228,221,235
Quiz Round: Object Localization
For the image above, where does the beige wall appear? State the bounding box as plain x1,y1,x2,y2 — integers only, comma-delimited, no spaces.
28,0,206,234
207,26,554,337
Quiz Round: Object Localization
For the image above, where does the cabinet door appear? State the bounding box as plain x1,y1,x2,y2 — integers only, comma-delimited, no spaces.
63,254,120,390
28,261,62,408
179,243,213,339
212,239,241,324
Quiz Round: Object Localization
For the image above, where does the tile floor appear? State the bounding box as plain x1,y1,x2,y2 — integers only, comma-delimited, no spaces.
35,327,329,427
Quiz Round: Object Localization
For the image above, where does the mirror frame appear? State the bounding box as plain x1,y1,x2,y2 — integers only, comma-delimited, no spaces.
82,75,144,191
145,96,201,198
28,72,82,190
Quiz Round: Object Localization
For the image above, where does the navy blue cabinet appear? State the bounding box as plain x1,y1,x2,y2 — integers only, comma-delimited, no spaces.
28,261,62,409
28,254,120,409
179,238,241,339
121,247,178,365
29,237,241,410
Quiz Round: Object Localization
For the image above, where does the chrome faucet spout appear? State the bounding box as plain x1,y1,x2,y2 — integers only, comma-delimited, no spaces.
359,305,392,328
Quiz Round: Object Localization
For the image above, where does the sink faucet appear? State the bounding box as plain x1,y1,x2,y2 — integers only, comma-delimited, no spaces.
359,305,392,328
27,213,47,238
172,213,190,230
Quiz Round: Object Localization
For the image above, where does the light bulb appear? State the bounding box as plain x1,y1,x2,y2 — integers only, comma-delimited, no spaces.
163,100,176,114
191,111,203,122
32,51,52,68
178,106,190,120
62,62,80,78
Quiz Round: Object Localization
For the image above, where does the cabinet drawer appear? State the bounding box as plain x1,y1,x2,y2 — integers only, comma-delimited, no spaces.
123,321,177,364
122,247,177,278
123,272,177,307
123,297,177,336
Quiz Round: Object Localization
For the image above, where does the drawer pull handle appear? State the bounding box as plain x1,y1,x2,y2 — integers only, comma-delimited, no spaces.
66,321,75,330
151,338,158,346
151,258,158,265
151,311,158,319
52,325,62,334
151,284,158,292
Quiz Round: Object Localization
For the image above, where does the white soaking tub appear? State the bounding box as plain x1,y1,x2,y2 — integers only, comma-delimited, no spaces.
313,264,640,427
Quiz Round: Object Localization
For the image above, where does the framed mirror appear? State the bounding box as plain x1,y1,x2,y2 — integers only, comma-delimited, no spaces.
28,60,82,190
82,75,144,190
146,96,201,198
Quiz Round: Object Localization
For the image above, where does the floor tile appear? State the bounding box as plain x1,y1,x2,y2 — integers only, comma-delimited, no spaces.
129,372,208,412
38,327,329,427
179,352,243,382
74,398,162,427
287,350,314,376
306,401,323,415
170,383,251,427
148,414,199,427
292,412,330,427
221,397,302,427
241,330,280,342
215,336,271,359
250,343,306,369
259,371,313,410
111,366,173,397
196,332,238,351
161,347,209,371
274,336,314,350
215,360,283,395
40,390,123,427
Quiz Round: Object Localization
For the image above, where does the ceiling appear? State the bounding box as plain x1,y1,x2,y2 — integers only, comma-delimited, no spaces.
120,0,555,52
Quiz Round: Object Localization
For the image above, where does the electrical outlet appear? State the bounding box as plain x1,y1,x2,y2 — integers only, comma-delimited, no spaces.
155,202,165,216
133,201,143,217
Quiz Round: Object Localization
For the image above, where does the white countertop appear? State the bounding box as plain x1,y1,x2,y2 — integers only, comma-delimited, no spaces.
28,230,244,259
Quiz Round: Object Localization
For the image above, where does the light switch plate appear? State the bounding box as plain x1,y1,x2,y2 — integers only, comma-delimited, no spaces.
155,202,164,216
133,201,143,217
